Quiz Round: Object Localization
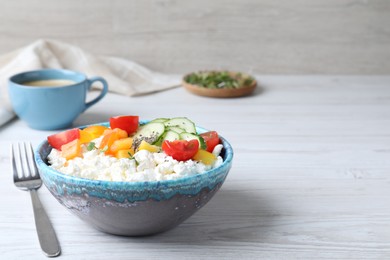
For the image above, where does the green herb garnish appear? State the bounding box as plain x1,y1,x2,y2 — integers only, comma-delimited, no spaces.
184,71,255,89
128,152,139,166
87,142,97,151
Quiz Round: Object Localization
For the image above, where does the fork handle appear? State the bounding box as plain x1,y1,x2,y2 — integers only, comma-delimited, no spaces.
30,189,61,257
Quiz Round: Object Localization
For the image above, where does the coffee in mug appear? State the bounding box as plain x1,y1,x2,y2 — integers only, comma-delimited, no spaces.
22,79,78,87
8,69,109,130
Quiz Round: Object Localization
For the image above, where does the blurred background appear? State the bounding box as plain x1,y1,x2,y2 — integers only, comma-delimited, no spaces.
1,0,389,74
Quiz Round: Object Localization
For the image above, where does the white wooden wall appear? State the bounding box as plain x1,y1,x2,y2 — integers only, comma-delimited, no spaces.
1,0,389,74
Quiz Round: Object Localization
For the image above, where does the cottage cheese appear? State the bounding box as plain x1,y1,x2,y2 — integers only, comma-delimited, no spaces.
48,144,224,182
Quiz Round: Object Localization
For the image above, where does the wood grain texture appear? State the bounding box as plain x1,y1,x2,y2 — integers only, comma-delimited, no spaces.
0,0,389,74
0,76,390,259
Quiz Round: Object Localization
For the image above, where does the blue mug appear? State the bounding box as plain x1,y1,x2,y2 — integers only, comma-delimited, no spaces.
8,69,108,130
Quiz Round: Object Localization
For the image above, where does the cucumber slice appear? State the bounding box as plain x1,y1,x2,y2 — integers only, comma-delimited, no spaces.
132,122,165,149
163,130,181,142
164,117,196,134
179,132,207,149
150,118,169,123
154,130,180,146
167,126,186,134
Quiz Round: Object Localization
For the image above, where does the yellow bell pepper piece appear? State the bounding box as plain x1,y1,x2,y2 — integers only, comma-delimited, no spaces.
110,137,134,154
79,130,94,144
79,125,109,144
192,149,216,165
115,149,135,159
61,139,82,160
84,125,109,138
138,140,160,153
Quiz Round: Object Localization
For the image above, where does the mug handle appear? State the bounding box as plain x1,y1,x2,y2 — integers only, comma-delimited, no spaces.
84,76,109,111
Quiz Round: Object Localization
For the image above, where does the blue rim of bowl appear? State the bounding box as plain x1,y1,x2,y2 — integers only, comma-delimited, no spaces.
34,121,234,199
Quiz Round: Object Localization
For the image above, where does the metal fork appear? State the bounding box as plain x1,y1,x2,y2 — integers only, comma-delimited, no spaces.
12,142,61,257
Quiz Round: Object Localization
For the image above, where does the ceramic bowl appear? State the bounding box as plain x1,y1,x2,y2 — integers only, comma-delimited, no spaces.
182,71,257,98
34,121,233,236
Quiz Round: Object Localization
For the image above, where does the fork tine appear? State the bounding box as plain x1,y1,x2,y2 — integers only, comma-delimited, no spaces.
11,143,20,181
18,143,25,179
25,142,39,177
19,142,30,178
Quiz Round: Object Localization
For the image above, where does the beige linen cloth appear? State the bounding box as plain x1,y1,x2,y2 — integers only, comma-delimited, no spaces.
0,39,180,126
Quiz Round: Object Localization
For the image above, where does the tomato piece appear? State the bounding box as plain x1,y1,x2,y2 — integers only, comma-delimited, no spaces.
47,128,80,150
110,115,139,135
200,131,220,152
162,139,199,161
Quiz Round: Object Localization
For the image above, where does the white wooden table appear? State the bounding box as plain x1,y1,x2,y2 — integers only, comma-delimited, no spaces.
1,76,389,259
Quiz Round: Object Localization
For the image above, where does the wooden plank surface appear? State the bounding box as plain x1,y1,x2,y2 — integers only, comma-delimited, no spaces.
0,1,389,74
0,76,390,259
